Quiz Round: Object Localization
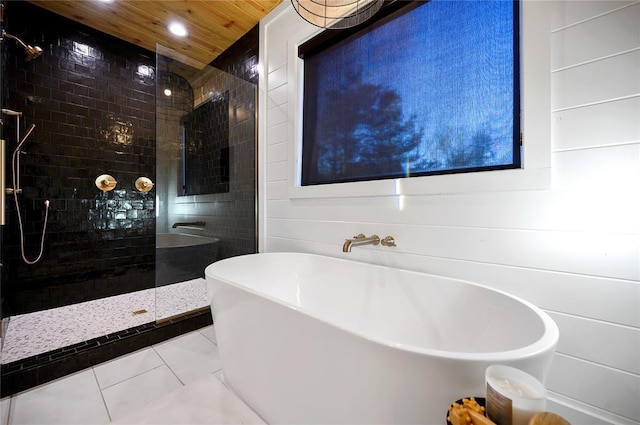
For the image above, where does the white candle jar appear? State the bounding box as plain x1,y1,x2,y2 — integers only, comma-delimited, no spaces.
485,365,547,425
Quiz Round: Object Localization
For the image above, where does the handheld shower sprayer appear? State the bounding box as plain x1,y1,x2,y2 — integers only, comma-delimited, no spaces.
7,121,50,265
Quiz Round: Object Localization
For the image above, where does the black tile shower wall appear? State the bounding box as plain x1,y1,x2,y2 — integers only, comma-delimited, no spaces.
182,92,230,196
210,25,259,85
182,25,258,260
0,226,3,321
180,72,257,261
208,25,260,258
1,1,156,316
1,1,6,322
225,80,257,259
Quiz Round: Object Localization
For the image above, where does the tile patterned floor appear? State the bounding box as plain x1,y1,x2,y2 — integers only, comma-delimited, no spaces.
0,325,609,425
1,279,209,365
0,325,266,425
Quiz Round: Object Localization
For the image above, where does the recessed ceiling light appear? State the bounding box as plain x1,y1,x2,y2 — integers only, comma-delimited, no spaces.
168,21,188,37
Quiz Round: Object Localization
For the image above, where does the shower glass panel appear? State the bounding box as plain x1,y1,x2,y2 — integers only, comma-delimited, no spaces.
155,45,257,323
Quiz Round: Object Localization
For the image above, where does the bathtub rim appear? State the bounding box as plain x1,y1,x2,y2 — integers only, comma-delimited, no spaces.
205,252,559,362
156,232,220,249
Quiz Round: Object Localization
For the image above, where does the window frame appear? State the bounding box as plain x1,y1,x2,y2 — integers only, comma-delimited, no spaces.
298,1,522,187
285,0,551,199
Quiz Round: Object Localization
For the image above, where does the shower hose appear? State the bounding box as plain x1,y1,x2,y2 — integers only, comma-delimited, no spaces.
10,120,50,265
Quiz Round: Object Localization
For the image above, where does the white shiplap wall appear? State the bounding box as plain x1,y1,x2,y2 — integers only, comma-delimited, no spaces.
258,1,640,424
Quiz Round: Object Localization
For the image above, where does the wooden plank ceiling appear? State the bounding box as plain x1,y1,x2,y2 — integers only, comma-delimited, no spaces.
27,0,282,70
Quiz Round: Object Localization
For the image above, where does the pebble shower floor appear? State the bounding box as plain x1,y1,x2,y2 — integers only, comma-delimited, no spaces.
0,278,209,364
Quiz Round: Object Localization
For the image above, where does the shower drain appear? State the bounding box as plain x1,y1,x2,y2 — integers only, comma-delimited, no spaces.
131,309,148,316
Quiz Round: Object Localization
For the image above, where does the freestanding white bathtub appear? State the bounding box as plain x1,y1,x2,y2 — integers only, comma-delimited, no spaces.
205,252,558,425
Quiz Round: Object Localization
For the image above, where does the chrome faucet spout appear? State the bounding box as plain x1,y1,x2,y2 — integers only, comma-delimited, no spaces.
342,234,380,252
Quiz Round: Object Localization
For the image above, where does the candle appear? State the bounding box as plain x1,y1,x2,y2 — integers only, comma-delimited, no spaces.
485,365,547,425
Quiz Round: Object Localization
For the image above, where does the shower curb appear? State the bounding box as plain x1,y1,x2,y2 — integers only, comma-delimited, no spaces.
0,309,213,398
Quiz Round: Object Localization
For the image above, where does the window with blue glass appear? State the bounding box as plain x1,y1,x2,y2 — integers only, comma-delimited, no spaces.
300,0,520,186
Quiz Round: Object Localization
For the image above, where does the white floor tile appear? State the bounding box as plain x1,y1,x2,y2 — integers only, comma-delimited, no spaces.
93,348,165,390
9,369,110,425
153,331,222,385
198,325,217,345
111,374,266,425
101,365,183,421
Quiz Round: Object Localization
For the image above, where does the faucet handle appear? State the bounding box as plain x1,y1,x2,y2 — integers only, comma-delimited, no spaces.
381,236,396,247
353,233,366,239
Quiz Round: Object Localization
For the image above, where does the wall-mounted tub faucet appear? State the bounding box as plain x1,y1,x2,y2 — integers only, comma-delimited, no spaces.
343,234,380,252
381,236,396,247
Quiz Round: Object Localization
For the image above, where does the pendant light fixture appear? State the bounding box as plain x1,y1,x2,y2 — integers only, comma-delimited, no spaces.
291,0,384,29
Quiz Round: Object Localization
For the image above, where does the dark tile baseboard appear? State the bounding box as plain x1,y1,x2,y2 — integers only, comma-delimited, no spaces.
0,309,213,398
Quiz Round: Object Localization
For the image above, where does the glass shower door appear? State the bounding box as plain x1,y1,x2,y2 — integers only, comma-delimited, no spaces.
154,45,257,323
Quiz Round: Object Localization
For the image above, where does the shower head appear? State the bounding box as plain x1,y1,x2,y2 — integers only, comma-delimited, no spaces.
1,30,43,61
25,44,43,61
